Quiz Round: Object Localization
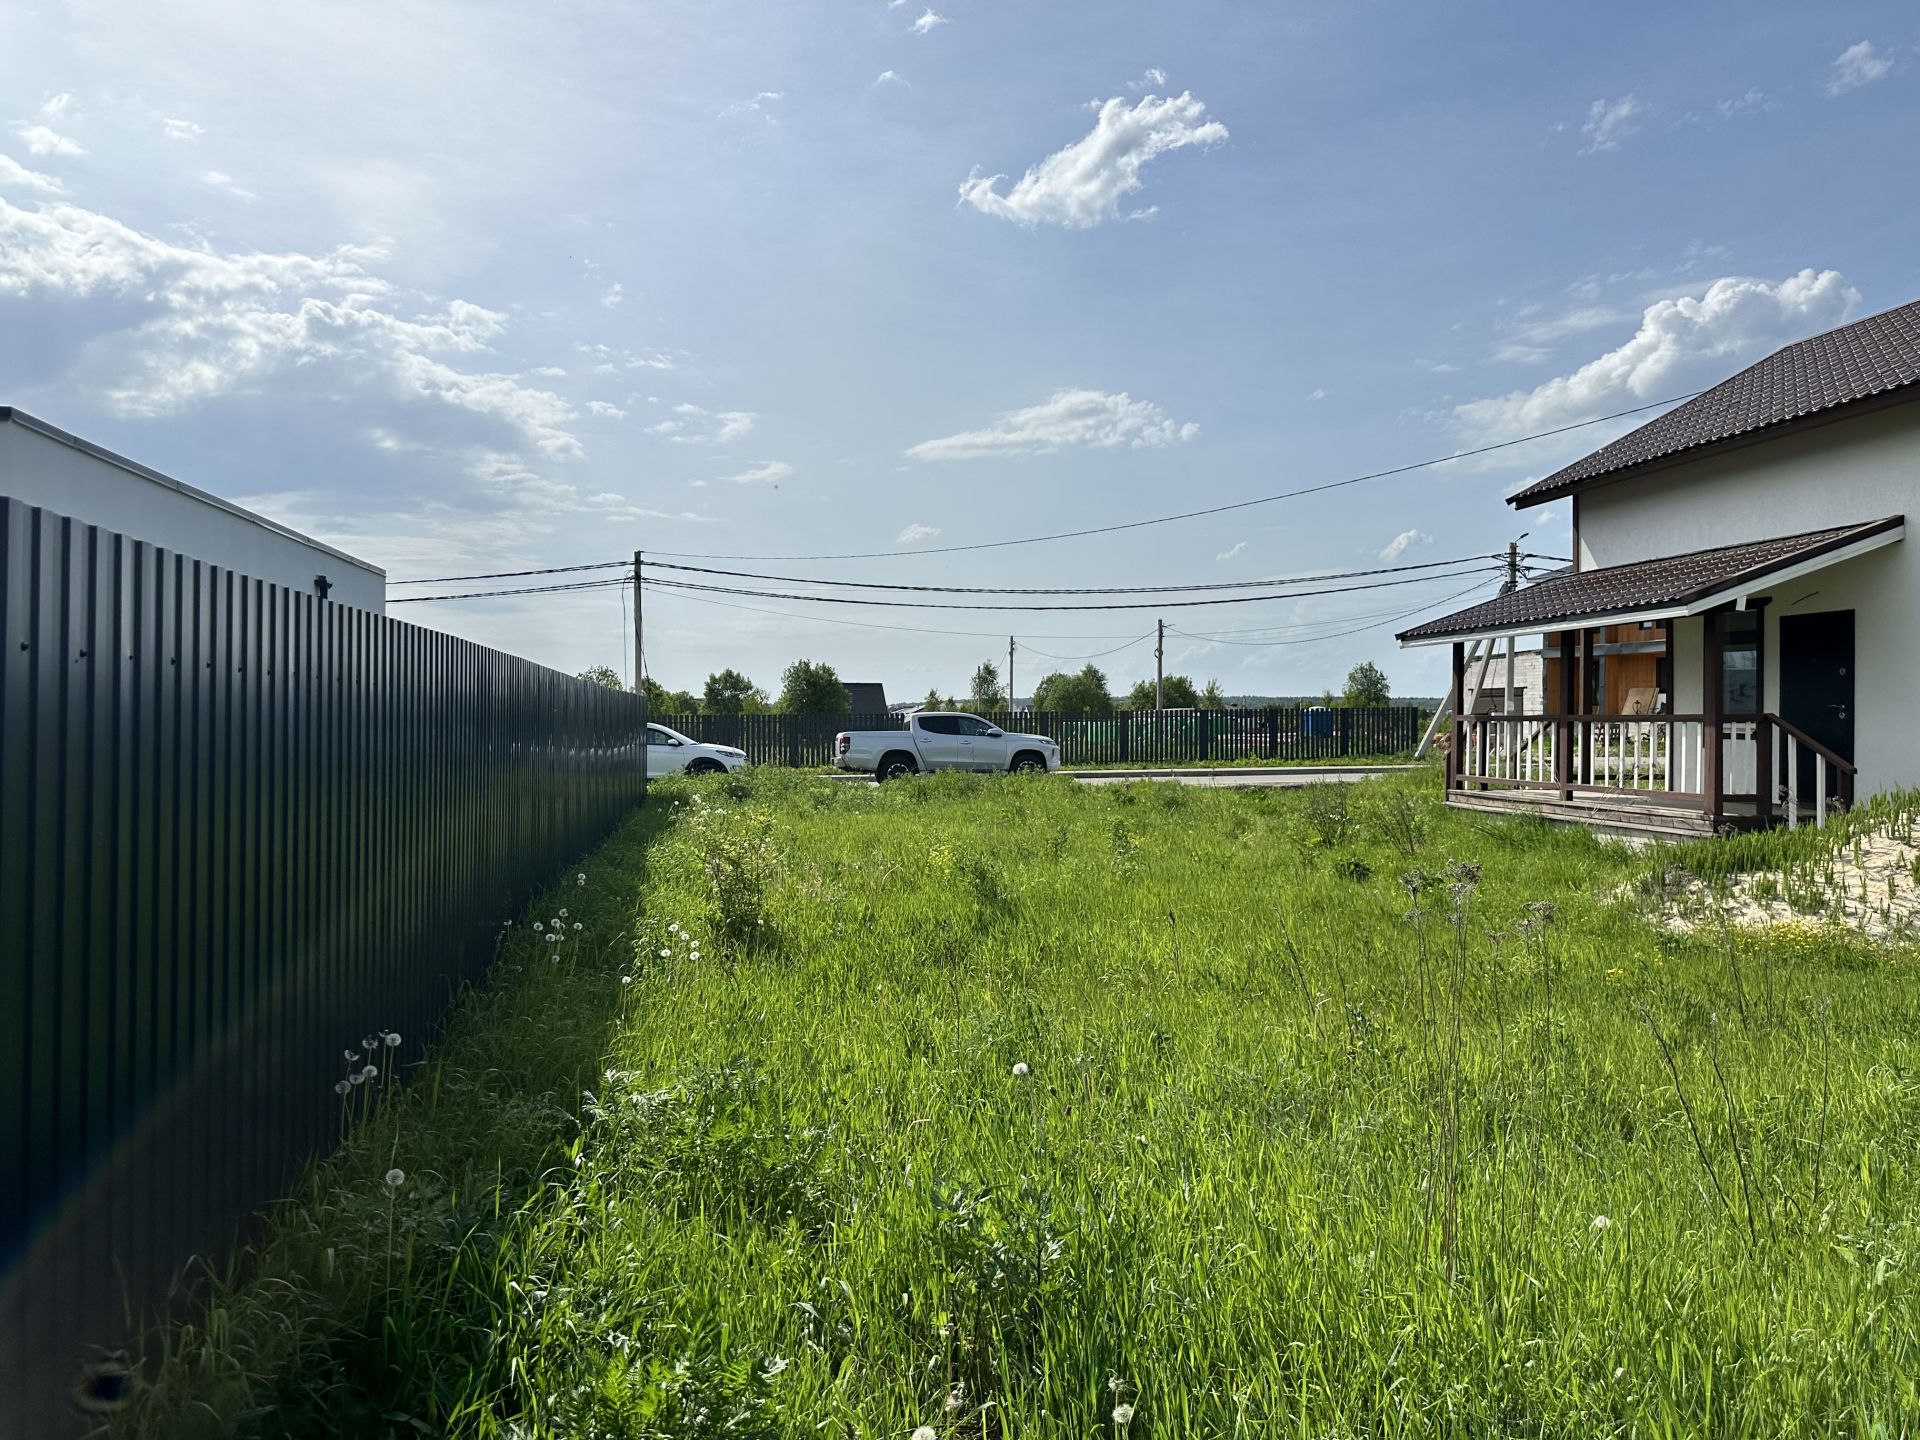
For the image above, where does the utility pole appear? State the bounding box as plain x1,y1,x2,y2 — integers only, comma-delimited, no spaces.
1155,618,1165,710
1007,636,1015,715
1500,535,1526,717
633,549,646,727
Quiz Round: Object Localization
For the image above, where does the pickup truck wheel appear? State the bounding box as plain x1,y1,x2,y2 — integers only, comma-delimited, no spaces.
686,758,726,776
877,752,919,783
1010,750,1047,774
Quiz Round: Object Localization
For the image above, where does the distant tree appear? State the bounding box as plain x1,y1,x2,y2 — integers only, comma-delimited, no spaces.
1032,664,1115,716
640,676,699,716
1122,675,1198,710
1199,679,1227,709
703,668,768,716
1342,661,1391,708
969,660,1004,710
577,664,624,690
779,658,852,713
922,687,952,711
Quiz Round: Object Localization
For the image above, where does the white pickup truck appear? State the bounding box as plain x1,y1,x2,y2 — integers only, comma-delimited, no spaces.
833,712,1062,781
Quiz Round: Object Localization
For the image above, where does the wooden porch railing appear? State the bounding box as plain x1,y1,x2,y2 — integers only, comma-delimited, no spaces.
1453,711,1856,828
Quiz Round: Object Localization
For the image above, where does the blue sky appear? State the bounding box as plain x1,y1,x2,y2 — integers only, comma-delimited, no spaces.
3,1,1916,701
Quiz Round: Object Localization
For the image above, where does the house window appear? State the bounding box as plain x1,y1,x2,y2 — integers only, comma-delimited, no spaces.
1722,610,1761,715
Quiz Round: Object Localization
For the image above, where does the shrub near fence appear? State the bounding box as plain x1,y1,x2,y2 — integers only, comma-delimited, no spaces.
657,706,1427,769
0,498,648,1439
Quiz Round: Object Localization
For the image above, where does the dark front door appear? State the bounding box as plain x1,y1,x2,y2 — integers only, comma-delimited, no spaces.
1778,610,1854,796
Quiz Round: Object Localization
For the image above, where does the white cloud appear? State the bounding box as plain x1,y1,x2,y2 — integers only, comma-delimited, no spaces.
725,459,793,484
529,365,566,377
1715,89,1774,120
960,91,1227,228
1452,268,1858,447
0,193,583,456
201,169,256,200
1578,95,1641,153
1379,529,1431,561
1136,67,1168,90
40,94,76,121
646,402,755,445
719,90,784,120
0,154,64,194
162,116,204,141
875,69,907,86
1828,41,1892,96
586,399,626,419
1216,541,1246,562
911,9,948,34
1306,387,1328,402
896,523,941,544
908,388,1199,461
11,124,87,158
601,281,624,307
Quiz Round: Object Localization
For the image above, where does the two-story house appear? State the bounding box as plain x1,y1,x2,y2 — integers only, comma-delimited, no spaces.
1400,299,1919,837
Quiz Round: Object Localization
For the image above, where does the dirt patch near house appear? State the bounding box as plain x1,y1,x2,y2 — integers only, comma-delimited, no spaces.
1643,824,1920,940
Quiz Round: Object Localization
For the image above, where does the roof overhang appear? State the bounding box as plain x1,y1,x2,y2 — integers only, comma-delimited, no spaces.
1398,518,1904,648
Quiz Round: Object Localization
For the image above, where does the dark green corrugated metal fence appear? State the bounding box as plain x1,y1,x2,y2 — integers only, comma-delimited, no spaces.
0,499,646,1437
657,705,1425,768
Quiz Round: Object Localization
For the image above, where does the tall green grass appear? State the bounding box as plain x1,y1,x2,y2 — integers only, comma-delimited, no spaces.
122,770,1920,1437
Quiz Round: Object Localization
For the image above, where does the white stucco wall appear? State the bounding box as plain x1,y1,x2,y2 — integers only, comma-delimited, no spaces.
0,412,385,612
1572,402,1919,797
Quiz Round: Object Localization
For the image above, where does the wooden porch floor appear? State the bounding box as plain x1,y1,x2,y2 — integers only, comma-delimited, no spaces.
1446,787,1836,841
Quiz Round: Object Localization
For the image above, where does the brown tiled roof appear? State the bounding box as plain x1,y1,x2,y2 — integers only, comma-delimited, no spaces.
1508,299,1920,506
1398,517,1903,643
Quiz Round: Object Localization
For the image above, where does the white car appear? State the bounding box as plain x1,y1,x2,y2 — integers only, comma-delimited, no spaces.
833,711,1062,781
646,722,749,777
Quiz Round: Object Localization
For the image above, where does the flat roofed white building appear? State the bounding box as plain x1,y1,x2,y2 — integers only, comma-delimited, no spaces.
0,408,385,612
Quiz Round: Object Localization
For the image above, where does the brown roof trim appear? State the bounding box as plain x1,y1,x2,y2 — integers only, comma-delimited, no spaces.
1507,382,1920,510
1398,515,1904,645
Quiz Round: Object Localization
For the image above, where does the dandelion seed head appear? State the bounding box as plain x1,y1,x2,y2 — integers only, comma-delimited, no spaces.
349,1071,365,1085
1012,1061,1030,1077
559,908,568,918
1112,1403,1136,1425
361,1064,378,1080
533,920,544,931
573,922,583,931
1591,1214,1612,1231
660,947,671,957
385,1032,401,1047
913,1429,938,1440
384,1168,405,1188
334,1080,351,1095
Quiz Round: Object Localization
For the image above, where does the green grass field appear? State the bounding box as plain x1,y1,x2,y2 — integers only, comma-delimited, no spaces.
126,771,1920,1438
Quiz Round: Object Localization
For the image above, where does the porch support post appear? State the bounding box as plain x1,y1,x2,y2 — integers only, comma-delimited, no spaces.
1702,608,1724,827
1755,712,1774,827
1554,628,1575,800
1574,627,1593,785
1445,641,1464,794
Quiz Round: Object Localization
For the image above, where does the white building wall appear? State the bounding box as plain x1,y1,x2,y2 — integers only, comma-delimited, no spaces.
0,413,385,612
1573,403,1919,797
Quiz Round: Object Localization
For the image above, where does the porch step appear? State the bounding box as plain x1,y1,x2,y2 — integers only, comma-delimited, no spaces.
1446,789,1715,840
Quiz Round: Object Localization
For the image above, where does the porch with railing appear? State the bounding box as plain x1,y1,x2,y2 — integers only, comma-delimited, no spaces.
1452,712,1854,832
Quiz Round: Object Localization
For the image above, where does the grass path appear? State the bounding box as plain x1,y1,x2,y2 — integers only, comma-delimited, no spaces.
125,771,1920,1438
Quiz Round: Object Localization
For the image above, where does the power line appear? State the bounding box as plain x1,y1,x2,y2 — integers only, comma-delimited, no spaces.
1168,576,1501,647
638,551,1502,596
1020,633,1158,662
641,392,1700,563
645,584,1153,642
390,559,629,587
384,392,1695,584
639,565,1506,613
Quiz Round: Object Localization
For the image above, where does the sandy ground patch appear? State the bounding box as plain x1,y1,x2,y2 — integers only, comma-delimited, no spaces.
1641,824,1920,940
